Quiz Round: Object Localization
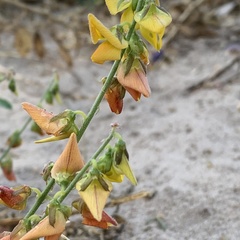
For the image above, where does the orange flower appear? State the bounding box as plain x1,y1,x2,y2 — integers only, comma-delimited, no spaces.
22,102,78,143
51,133,85,184
20,210,67,240
117,59,151,101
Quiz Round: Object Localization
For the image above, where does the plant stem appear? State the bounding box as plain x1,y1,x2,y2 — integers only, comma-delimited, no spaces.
76,60,120,142
58,128,115,203
24,178,55,219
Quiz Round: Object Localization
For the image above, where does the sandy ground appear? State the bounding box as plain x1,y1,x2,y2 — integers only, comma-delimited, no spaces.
1,13,240,240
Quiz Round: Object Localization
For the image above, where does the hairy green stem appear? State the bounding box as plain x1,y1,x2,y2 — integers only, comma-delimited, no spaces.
24,178,55,219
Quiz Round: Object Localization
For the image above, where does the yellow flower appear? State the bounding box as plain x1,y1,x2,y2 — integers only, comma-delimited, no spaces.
114,153,137,185
134,4,172,33
113,140,137,185
121,6,134,24
76,175,112,221
105,0,132,15
88,14,128,49
51,133,85,184
134,4,172,51
139,25,165,51
88,14,128,64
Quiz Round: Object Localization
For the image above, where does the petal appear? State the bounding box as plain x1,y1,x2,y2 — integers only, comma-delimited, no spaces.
91,42,121,64
104,83,125,114
121,6,134,24
104,164,124,182
77,177,112,221
88,14,128,49
134,4,172,33
81,202,117,229
115,154,137,185
21,211,66,240
117,61,151,98
22,102,64,135
51,133,85,180
124,87,141,101
140,26,164,51
105,0,132,15
34,132,71,144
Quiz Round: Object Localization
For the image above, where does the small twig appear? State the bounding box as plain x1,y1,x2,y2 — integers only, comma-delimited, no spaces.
163,0,206,48
106,190,156,207
186,55,240,93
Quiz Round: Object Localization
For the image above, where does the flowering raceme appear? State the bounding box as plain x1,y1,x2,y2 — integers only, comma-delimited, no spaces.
0,1,172,239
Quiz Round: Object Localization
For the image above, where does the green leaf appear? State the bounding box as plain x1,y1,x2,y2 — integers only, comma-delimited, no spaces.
0,98,12,109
